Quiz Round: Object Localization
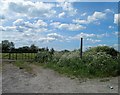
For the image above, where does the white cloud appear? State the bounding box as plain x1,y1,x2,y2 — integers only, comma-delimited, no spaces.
59,23,86,31
113,31,120,37
86,38,101,43
8,2,29,14
73,19,88,24
50,22,61,27
36,33,67,43
24,21,34,28
87,11,106,23
72,34,101,43
81,12,87,16
0,14,5,20
1,26,65,44
69,32,108,43
73,32,96,39
58,12,65,18
114,14,120,25
108,26,114,29
1,0,56,19
13,19,25,26
35,20,48,27
1,0,78,20
96,33,109,38
47,33,63,39
73,11,106,24
35,28,48,32
94,21,100,25
104,9,114,13
38,37,56,43
50,22,86,31
0,26,6,31
5,26,17,31
57,2,77,16
13,19,48,30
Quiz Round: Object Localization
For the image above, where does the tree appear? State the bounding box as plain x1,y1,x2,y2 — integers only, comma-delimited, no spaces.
2,40,15,52
30,44,38,53
22,46,30,53
50,48,54,55
85,46,118,58
45,47,49,52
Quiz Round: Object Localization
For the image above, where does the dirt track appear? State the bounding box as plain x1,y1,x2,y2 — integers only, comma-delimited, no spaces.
2,62,119,93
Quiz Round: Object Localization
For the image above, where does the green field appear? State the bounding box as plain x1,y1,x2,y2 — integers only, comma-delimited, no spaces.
1,53,37,60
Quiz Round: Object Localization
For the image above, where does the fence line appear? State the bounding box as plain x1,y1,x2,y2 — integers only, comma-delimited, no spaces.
2,53,37,60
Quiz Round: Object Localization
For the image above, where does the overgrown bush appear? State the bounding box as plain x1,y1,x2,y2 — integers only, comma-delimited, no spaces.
34,46,120,78
56,51,80,68
35,51,52,63
85,46,118,58
84,52,119,77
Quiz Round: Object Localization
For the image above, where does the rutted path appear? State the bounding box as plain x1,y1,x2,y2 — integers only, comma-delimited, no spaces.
2,62,118,93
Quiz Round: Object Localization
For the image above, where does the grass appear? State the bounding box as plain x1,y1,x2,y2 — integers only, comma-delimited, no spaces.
34,59,119,79
13,60,33,74
33,61,91,79
34,46,120,78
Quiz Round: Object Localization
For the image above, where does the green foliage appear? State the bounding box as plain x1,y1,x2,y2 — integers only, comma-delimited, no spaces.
2,40,15,52
35,46,119,78
50,48,54,55
84,52,118,77
30,44,38,52
35,51,52,63
85,46,118,57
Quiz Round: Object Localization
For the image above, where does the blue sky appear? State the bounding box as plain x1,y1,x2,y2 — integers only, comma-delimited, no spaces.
0,0,120,51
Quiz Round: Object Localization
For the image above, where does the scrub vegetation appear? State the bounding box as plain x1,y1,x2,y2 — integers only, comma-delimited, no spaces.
1,40,120,78
34,46,120,78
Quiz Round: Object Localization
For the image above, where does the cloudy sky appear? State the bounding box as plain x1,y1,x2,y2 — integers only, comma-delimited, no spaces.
0,0,120,51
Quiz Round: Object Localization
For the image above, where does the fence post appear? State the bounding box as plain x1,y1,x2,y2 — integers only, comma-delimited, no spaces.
24,52,26,59
9,53,11,59
12,53,14,59
16,52,17,60
28,53,29,59
22,53,23,59
80,38,83,59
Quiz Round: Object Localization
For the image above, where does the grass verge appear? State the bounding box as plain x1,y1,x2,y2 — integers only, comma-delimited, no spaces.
13,60,33,74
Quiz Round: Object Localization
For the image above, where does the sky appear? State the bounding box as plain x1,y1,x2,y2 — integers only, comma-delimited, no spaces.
0,0,120,51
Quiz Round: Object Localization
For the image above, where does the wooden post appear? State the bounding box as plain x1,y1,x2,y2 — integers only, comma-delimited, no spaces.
28,53,29,59
12,53,14,59
80,38,83,59
9,53,11,59
16,53,17,60
22,53,23,59
24,52,26,59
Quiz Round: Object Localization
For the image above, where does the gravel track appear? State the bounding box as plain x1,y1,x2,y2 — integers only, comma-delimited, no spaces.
2,62,119,93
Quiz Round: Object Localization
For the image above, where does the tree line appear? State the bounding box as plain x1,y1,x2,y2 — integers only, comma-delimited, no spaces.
0,40,54,53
